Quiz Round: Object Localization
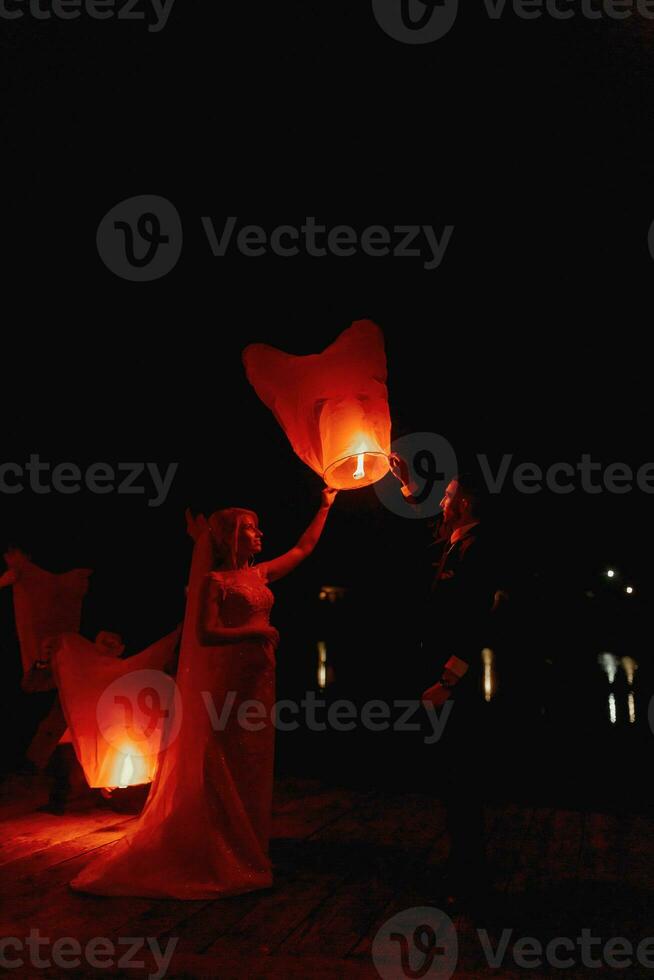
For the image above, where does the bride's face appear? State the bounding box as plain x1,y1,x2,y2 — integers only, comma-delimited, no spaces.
238,517,263,559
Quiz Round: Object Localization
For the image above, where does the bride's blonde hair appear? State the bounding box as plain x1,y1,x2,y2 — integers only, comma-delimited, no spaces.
207,508,259,570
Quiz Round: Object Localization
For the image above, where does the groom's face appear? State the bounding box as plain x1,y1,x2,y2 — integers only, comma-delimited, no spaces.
439,480,461,526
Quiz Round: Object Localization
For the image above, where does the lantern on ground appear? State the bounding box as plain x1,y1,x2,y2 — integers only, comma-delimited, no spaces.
53,629,181,790
243,320,391,490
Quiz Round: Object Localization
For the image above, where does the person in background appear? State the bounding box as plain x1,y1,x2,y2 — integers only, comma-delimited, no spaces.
21,631,127,812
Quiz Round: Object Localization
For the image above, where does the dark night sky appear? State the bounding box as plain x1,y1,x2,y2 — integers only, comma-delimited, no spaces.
1,292,649,648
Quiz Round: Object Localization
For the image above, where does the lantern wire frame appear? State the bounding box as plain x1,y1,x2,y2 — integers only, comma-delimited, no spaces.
323,450,390,490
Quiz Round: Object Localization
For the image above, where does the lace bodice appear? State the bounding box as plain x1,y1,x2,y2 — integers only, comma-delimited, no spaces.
208,568,274,628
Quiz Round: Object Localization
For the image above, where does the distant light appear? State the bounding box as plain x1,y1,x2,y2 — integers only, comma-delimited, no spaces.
626,586,634,595
599,652,618,684
319,585,346,603
317,641,327,689
609,693,617,725
606,569,615,578
621,656,638,685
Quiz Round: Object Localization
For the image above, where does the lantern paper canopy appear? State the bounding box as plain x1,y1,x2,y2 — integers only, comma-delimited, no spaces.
52,628,181,789
243,320,391,490
3,551,92,676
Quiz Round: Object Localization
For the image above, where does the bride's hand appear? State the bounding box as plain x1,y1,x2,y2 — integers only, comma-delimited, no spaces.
321,487,338,508
257,626,280,648
185,508,209,542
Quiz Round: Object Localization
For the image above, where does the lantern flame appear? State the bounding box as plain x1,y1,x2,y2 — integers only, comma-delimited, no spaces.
118,754,134,789
353,454,366,481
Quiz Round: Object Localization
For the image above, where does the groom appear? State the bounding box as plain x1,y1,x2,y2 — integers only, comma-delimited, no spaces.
391,457,498,911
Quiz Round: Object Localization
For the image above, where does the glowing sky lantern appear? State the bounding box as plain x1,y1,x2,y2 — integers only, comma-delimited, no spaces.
0,551,91,676
53,629,182,789
243,320,391,490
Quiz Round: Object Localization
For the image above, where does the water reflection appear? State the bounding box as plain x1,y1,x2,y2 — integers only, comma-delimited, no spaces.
482,647,496,703
628,691,636,725
621,656,638,686
598,651,638,725
491,650,644,727
317,641,327,689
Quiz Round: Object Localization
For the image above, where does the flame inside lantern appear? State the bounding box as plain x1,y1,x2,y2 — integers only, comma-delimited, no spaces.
118,754,134,789
101,742,153,791
322,422,389,491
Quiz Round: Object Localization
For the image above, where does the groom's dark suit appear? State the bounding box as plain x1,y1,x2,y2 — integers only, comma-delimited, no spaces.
423,521,496,690
422,520,498,897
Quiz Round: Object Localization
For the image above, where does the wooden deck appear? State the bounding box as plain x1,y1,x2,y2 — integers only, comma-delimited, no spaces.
1,775,653,978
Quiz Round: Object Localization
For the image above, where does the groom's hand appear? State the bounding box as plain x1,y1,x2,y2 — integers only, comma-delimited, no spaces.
421,681,451,707
389,453,410,486
390,453,422,504
185,508,209,542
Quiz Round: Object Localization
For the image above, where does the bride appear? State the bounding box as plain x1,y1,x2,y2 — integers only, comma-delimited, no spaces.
71,488,337,898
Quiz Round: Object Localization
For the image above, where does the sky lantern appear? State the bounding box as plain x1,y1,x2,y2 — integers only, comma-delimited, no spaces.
53,628,181,789
0,550,91,677
243,319,391,490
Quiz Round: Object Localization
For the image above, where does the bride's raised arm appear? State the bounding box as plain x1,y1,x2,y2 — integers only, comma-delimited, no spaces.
258,488,337,584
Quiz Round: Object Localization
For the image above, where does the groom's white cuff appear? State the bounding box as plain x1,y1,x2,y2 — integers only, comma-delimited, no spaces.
401,480,420,503
444,655,469,678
